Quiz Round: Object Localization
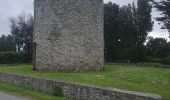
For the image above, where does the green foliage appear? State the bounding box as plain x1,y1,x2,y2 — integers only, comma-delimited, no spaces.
146,37,167,57
0,12,33,64
136,62,170,68
0,35,15,52
160,57,170,65
0,65,170,99
117,3,151,61
146,38,170,65
154,42,170,58
131,0,153,62
0,52,31,64
154,0,170,37
0,52,18,64
118,5,138,62
52,85,63,96
145,57,170,65
0,81,66,100
104,2,121,62
104,0,153,63
9,12,33,55
145,57,162,63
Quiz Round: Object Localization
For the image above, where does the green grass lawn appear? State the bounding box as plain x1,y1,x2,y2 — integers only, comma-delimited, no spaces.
0,64,169,100
0,81,66,100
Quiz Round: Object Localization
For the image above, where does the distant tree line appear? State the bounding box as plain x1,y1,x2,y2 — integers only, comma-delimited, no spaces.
146,37,170,65
0,12,33,64
0,0,169,64
104,0,153,62
104,0,170,64
0,35,15,52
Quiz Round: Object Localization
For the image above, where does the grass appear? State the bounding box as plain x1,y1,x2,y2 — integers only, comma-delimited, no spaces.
0,64,170,99
0,81,67,100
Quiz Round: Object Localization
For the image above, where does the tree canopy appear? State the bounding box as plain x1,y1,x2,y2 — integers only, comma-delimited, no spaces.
104,0,153,62
9,12,33,55
154,0,170,37
0,35,15,52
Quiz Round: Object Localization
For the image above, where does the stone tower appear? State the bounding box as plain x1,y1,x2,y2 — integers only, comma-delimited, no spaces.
33,0,104,72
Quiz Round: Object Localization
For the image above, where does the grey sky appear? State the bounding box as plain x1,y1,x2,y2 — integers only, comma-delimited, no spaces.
0,0,169,41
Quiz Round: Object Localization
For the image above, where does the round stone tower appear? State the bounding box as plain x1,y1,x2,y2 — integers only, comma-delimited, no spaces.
33,0,104,72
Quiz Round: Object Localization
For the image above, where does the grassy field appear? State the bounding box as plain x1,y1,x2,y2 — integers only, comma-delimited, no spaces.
0,64,169,100
0,81,66,100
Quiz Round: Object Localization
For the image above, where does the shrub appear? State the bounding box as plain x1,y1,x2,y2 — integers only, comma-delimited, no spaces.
145,57,161,63
17,53,32,63
52,85,63,96
0,52,18,64
0,52,32,64
145,56,170,66
161,57,170,65
136,62,164,68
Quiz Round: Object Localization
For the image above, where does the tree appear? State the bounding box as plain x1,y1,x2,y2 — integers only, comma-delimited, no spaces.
0,35,15,52
118,5,138,62
154,42,170,58
146,36,167,57
154,0,170,37
104,0,153,62
104,2,120,62
134,0,153,61
117,0,153,62
9,12,33,55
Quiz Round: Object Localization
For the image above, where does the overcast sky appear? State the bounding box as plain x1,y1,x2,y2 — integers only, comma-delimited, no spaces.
0,0,169,41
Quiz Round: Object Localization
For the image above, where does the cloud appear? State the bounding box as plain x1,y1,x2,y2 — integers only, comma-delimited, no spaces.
148,31,170,41
0,0,33,35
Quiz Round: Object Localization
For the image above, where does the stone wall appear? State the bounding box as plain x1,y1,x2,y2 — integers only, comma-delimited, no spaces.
0,72,162,100
33,0,104,72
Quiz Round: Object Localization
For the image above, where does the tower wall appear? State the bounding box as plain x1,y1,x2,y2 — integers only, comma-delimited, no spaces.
34,0,104,72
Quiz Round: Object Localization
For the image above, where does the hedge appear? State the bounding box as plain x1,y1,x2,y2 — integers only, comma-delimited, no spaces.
0,52,31,64
145,56,170,65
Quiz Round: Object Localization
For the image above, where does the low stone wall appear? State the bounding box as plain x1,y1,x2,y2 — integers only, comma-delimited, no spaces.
0,72,162,100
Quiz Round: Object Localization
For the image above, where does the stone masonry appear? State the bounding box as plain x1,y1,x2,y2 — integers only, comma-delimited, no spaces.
0,72,162,100
33,0,104,72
